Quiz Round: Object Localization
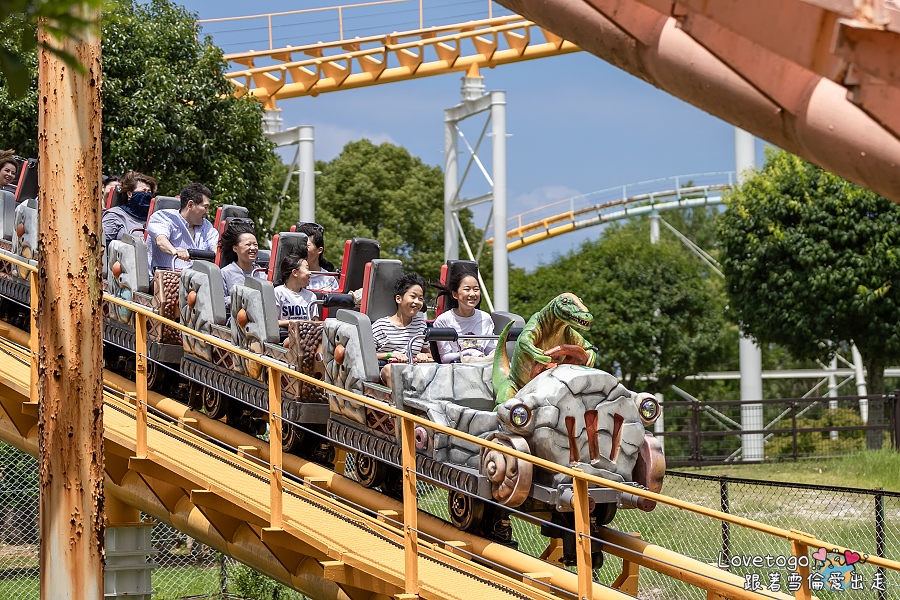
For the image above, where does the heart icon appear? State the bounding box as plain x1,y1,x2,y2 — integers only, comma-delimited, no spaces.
813,547,828,561
844,550,861,565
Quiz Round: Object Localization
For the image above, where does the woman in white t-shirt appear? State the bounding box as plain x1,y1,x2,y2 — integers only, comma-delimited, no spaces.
295,222,340,293
273,251,319,327
432,271,495,363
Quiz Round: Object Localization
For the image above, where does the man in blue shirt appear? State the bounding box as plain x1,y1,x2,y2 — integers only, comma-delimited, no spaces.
147,183,219,271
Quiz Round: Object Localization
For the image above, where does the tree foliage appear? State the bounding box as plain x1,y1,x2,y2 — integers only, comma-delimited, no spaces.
0,0,281,221
273,139,491,284
718,148,900,396
0,0,102,98
509,220,726,392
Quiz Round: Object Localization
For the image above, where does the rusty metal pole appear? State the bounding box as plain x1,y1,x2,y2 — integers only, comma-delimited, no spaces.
37,4,105,598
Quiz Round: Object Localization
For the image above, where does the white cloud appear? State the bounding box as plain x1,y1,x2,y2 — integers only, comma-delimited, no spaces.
511,184,583,213
313,123,397,161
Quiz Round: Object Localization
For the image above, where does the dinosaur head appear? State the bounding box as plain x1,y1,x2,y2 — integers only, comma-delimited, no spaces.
550,293,593,330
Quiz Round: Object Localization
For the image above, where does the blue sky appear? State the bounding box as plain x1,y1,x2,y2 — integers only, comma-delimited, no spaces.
178,0,763,270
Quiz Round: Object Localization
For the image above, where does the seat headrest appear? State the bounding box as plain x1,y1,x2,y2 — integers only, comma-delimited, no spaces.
362,259,404,322
269,232,309,286
339,237,380,293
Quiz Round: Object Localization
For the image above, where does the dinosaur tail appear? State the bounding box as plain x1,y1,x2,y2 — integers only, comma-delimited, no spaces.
492,321,513,392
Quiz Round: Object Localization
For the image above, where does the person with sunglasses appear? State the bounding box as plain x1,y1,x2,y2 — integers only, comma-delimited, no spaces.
295,222,339,292
101,170,157,247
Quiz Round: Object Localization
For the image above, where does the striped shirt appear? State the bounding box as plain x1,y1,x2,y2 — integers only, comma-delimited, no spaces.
372,313,427,355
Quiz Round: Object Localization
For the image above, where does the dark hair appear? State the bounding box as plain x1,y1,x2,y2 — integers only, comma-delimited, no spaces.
295,222,335,271
394,272,426,303
120,171,157,196
0,157,18,177
431,269,480,310
218,221,256,267
278,248,310,284
102,174,121,187
179,182,212,210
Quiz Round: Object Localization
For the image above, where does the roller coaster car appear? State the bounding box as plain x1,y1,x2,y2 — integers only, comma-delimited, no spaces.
103,233,187,390
0,197,38,325
321,258,665,558
177,237,379,460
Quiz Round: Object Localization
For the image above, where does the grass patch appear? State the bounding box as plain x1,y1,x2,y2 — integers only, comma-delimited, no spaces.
671,449,900,491
0,575,37,600
153,566,219,599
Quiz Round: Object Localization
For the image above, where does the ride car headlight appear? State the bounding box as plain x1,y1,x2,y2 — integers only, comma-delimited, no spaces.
509,403,531,428
639,396,660,424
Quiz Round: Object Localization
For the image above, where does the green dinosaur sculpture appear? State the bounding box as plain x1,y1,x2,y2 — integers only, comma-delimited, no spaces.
492,293,598,407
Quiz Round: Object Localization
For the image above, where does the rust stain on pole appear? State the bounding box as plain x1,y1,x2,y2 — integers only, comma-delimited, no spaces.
37,4,105,598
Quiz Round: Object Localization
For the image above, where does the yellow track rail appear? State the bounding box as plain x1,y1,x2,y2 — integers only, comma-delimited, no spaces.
221,16,580,108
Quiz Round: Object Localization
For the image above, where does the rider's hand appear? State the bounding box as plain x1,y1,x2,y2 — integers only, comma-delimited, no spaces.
174,248,190,261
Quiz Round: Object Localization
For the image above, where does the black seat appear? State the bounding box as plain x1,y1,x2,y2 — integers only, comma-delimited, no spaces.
338,237,380,293
15,158,38,203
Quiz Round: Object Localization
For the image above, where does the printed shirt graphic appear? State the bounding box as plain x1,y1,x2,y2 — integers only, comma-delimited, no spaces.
432,309,495,363
274,285,319,321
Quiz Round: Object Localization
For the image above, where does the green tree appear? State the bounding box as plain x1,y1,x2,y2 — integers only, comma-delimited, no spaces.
273,139,491,284
510,220,726,392
0,0,281,221
718,149,900,446
0,0,101,98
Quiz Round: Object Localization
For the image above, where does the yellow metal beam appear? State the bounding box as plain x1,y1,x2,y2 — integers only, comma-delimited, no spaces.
222,16,580,108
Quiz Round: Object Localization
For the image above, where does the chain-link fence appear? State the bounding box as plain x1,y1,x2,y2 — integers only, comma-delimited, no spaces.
2,441,897,599
658,394,897,466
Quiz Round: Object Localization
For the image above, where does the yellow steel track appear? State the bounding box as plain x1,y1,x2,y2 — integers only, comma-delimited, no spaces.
221,16,580,108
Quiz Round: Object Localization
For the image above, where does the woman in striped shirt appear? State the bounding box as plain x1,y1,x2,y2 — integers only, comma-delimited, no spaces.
372,272,434,384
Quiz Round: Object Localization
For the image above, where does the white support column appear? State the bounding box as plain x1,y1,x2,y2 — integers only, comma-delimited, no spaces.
491,90,508,312
827,356,839,440
298,126,315,223
852,344,869,423
735,127,764,461
650,210,660,244
444,115,459,261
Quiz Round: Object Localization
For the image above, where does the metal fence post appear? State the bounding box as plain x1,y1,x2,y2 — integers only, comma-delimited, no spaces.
891,392,900,449
720,477,730,570
691,401,701,466
268,366,283,529
572,469,592,600
791,401,798,461
135,312,148,458
875,491,885,600
400,417,419,596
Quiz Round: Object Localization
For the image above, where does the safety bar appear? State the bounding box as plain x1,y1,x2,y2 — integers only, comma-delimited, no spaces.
405,327,522,364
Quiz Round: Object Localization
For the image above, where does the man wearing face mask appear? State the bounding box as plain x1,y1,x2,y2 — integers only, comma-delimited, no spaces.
146,182,218,272
102,171,157,247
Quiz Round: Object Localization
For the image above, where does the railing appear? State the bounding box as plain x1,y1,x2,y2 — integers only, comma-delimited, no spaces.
658,394,898,467
196,0,501,53
11,250,900,599
493,171,734,250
